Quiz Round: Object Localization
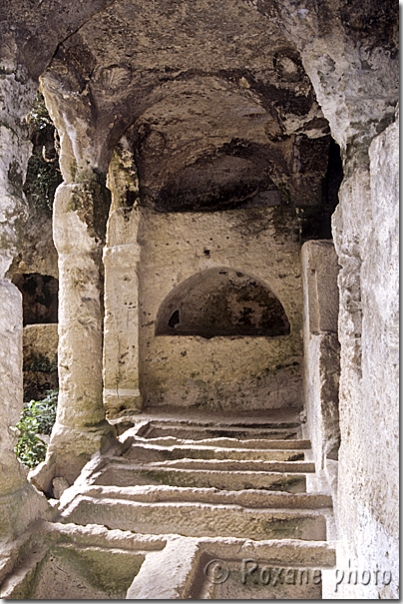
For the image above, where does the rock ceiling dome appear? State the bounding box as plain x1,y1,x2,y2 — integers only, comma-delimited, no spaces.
38,0,335,212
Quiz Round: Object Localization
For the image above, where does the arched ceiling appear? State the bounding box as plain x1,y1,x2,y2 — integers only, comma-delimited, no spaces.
0,0,115,78
36,0,336,213
1,0,397,217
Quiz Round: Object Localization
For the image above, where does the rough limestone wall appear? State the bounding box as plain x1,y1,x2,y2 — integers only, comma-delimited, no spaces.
139,207,303,411
11,213,58,280
249,3,399,596
301,241,340,488
0,52,34,495
254,1,398,156
0,2,124,505
0,58,35,277
0,283,32,509
331,110,399,599
23,324,59,401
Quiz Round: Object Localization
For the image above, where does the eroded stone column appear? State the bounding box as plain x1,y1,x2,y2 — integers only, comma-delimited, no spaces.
103,211,142,417
0,55,50,538
0,282,26,495
31,177,116,494
0,281,49,537
103,143,142,417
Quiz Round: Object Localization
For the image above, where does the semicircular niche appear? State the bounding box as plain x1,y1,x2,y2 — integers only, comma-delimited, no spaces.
155,268,290,339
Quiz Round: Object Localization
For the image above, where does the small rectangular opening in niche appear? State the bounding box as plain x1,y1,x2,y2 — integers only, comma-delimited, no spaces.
12,273,59,326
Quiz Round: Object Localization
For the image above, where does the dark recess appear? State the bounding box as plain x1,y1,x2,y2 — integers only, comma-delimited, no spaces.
156,268,290,339
12,273,59,326
298,138,343,241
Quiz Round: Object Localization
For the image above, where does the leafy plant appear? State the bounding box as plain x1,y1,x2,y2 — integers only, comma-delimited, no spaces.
14,389,58,468
26,92,53,137
24,91,62,215
25,353,58,375
24,153,62,215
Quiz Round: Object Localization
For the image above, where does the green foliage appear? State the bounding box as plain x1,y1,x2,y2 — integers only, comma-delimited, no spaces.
24,91,62,215
24,153,62,215
26,92,53,137
25,352,58,375
14,390,58,469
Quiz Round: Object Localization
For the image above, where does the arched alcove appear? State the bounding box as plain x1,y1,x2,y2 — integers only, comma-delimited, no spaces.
155,268,290,339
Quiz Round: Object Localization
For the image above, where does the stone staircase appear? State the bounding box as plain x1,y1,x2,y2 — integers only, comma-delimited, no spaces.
51,408,336,599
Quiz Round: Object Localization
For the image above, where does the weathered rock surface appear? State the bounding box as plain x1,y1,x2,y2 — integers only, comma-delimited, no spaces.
332,107,399,599
0,280,29,495
301,240,340,476
0,69,35,279
30,181,117,493
0,280,51,539
0,0,399,599
22,324,58,401
254,0,398,157
11,213,58,281
138,207,304,411
103,144,142,416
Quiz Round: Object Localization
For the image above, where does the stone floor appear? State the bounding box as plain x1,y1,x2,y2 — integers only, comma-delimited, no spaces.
1,407,337,599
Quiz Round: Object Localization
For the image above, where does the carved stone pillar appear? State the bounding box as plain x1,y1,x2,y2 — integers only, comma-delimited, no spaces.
0,280,50,537
103,210,142,417
103,143,142,417
301,240,340,492
31,177,116,495
0,56,50,538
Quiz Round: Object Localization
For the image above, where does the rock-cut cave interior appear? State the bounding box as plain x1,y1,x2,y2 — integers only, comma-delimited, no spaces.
0,0,398,599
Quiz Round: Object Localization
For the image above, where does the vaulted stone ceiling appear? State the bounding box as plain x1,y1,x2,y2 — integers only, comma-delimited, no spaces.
35,0,338,216
1,0,397,222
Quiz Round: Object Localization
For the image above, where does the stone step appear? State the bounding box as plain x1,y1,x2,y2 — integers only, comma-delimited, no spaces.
140,418,301,428
140,458,315,472
126,537,336,600
136,418,302,431
49,410,334,599
122,442,306,462
137,424,301,441
191,551,328,600
62,497,328,541
129,436,312,450
90,463,307,492
128,538,336,600
77,484,333,510
0,521,166,600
